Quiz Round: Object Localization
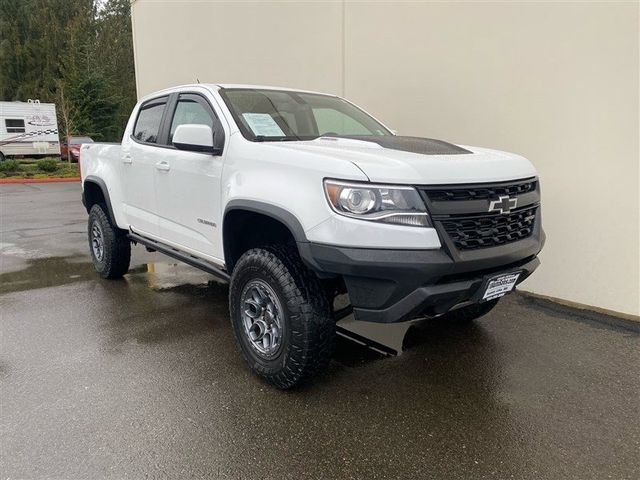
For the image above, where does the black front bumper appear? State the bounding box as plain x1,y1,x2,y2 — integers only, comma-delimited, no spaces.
299,227,544,323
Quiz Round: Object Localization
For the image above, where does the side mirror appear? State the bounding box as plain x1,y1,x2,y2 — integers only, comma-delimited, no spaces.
173,124,221,154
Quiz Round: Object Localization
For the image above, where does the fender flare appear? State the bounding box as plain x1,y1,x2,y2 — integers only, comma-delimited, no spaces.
223,200,320,271
83,175,117,225
223,199,308,243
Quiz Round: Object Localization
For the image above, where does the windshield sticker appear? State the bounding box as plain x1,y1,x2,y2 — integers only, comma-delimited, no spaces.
242,113,285,137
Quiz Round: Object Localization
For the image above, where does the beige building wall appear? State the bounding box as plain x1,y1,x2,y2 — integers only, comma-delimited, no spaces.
131,1,639,317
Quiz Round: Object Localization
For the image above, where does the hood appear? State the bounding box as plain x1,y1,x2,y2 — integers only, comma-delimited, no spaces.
267,136,537,185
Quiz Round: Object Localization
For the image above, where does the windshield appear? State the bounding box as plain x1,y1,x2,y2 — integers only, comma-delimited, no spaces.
70,137,93,144
219,88,391,142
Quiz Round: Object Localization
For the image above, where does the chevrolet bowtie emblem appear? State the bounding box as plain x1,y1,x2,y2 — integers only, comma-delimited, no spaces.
488,195,517,214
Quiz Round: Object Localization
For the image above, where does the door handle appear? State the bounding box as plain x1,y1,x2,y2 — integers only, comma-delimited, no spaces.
122,154,132,164
155,161,170,172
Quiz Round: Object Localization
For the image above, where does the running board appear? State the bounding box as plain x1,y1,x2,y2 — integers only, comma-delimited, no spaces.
128,232,230,283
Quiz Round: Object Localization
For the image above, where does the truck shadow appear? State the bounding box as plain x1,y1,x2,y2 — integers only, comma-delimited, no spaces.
2,256,493,371
124,261,468,364
117,261,492,370
2,256,491,367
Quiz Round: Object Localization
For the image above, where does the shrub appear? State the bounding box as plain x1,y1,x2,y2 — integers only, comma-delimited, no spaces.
58,163,80,177
37,159,59,173
0,160,20,172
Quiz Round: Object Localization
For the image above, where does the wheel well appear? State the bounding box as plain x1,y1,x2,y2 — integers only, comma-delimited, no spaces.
83,181,106,213
223,210,296,273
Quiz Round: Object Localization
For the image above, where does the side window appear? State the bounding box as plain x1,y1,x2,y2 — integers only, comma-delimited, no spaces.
5,119,25,133
312,108,370,136
133,98,167,144
169,95,214,144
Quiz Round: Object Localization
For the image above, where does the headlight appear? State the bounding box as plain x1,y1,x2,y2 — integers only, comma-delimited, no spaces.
324,180,430,227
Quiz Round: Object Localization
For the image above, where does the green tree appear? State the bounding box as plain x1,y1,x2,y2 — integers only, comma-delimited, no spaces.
69,72,120,140
94,0,137,139
0,0,32,100
0,0,136,142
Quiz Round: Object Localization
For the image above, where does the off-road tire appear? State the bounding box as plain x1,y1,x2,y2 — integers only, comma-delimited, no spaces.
443,299,500,324
229,245,335,389
88,204,131,279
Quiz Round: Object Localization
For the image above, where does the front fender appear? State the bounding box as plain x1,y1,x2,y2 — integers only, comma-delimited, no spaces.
224,199,307,242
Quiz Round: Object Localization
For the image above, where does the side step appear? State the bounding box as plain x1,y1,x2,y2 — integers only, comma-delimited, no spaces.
128,232,230,283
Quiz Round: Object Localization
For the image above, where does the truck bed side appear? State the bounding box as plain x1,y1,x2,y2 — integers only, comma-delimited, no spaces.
80,142,128,229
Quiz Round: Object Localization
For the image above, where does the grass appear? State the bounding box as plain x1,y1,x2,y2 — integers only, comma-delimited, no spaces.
0,158,79,179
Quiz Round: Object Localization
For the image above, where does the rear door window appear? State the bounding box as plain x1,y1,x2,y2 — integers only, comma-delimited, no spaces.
133,97,167,144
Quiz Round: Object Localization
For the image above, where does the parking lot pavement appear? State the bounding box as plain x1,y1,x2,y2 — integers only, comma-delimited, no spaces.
1,182,639,479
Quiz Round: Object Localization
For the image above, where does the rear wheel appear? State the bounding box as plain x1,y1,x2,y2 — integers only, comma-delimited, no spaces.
229,246,335,389
442,299,500,324
88,204,131,279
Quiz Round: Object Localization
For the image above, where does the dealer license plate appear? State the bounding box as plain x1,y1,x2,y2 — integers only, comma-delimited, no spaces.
482,272,521,301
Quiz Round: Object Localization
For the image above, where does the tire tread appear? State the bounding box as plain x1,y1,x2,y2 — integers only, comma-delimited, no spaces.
229,245,334,389
88,204,130,279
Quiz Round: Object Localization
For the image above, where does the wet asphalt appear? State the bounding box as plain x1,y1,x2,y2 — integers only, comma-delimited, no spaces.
0,182,639,479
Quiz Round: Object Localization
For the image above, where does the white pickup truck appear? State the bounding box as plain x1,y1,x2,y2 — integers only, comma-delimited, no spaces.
81,84,544,388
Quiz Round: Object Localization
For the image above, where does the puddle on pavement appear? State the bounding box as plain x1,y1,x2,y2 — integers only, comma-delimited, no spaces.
126,261,222,291
0,257,220,295
0,256,434,362
0,256,97,294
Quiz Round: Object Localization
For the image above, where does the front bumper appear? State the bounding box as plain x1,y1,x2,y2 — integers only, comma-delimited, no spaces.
299,227,544,323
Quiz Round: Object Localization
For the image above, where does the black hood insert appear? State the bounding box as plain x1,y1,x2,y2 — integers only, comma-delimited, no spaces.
338,135,472,155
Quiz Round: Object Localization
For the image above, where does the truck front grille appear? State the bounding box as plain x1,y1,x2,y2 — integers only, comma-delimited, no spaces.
426,179,537,202
439,206,537,250
419,178,540,251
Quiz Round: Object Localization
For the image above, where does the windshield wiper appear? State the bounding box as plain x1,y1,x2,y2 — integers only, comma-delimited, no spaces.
254,136,301,142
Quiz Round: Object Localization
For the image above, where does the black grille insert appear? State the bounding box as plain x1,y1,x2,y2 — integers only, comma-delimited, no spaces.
439,206,537,250
426,180,537,202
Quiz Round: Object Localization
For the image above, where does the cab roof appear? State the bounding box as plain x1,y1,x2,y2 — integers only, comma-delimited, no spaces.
138,83,338,102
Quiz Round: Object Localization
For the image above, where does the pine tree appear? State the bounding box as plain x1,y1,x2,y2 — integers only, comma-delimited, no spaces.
0,0,136,142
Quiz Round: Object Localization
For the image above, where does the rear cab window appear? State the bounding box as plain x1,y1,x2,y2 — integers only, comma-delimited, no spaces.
133,97,168,144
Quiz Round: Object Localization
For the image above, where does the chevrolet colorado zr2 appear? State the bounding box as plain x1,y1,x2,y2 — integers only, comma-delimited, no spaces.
80,84,544,388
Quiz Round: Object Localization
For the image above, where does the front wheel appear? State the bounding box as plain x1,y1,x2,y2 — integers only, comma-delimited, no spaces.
229,246,335,389
88,204,131,279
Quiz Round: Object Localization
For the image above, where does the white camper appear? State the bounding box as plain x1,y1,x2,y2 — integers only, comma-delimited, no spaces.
0,99,61,161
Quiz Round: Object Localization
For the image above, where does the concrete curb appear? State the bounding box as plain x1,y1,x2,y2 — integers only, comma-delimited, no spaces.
0,177,81,184
517,291,640,333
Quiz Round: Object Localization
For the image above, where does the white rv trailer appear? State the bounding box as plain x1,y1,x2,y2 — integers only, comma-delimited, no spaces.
0,100,60,161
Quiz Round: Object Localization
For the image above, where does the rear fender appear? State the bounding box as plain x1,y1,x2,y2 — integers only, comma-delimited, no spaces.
82,175,126,229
